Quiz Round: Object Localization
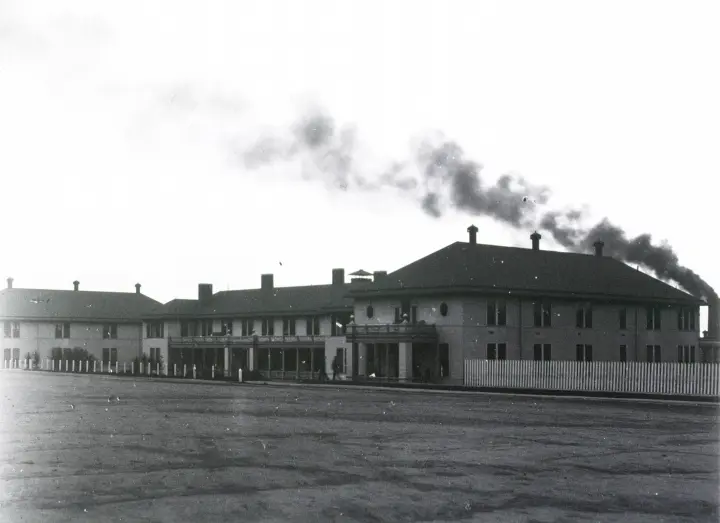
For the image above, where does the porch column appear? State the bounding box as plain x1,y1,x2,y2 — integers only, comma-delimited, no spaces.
399,342,412,381
224,346,230,377
358,343,367,376
247,347,255,371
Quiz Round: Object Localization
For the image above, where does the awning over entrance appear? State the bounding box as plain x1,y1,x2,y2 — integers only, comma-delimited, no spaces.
345,323,438,344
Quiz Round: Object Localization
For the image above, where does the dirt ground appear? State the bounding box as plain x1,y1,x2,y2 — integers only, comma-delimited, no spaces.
0,372,718,522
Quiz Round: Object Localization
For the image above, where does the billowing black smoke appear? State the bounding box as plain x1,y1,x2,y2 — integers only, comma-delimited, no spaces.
240,109,716,300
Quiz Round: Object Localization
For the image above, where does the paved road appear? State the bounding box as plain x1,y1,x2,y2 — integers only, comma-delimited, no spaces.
0,372,718,522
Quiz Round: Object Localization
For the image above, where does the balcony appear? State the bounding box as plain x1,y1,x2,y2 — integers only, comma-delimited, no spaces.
345,323,438,343
168,335,326,348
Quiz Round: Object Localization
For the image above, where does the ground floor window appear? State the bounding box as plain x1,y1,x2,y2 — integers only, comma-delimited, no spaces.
677,345,696,363
487,343,507,360
646,345,661,362
366,343,399,378
576,344,593,362
703,347,720,362
619,345,627,362
533,344,552,361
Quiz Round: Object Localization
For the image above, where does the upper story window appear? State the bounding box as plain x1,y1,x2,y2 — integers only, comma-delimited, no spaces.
283,317,296,336
533,302,552,327
200,320,214,336
102,323,118,339
677,308,696,332
3,322,20,338
576,304,593,329
241,319,254,336
220,320,233,336
646,307,661,330
366,305,374,319
55,323,71,339
439,302,449,316
180,320,197,337
394,306,417,324
262,318,275,336
619,308,627,330
487,300,507,326
331,313,350,336
306,316,320,336
146,321,164,338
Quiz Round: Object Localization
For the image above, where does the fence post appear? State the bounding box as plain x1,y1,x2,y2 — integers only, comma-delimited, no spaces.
212,365,215,379
123,362,126,374
72,360,76,372
239,368,243,383
193,364,197,379
156,362,160,376
131,361,134,375
174,364,177,377
183,364,187,378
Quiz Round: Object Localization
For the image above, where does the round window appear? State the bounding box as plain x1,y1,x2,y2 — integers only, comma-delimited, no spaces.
439,302,449,316
366,305,374,318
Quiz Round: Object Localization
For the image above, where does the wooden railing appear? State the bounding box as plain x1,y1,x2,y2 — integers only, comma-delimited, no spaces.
168,335,326,345
464,360,720,397
345,323,437,340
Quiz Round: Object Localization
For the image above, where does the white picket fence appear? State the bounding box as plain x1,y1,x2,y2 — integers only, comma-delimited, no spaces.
464,360,720,397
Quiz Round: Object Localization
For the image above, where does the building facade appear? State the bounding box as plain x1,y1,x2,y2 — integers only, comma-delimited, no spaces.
345,227,704,384
141,270,354,379
0,278,160,367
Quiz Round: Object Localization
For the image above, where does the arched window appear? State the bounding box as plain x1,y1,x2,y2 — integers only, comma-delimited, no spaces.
439,302,449,317
366,305,374,319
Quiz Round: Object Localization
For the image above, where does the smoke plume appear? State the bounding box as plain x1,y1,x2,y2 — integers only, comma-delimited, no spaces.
239,108,716,300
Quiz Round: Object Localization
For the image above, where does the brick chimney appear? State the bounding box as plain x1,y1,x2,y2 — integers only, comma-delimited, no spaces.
135,283,141,294
373,271,387,282
73,280,80,291
6,277,13,289
332,268,345,285
198,283,213,301
467,224,478,245
261,274,274,291
530,231,542,251
593,241,604,257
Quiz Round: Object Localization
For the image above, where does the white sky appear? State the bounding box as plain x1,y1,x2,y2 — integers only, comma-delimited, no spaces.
1,0,718,328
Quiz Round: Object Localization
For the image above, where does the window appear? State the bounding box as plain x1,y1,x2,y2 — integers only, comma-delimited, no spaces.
306,316,320,336
102,348,110,364
146,321,164,338
201,320,214,336
704,347,720,363
677,345,696,363
180,321,197,337
486,343,507,360
220,320,233,336
110,348,118,364
4,322,19,338
533,344,552,361
411,306,418,324
619,308,627,330
103,323,118,339
283,317,296,336
677,308,696,332
619,345,627,363
576,305,593,328
646,307,661,330
394,307,401,324
241,319,254,336
3,322,9,338
576,344,593,362
330,314,350,336
439,343,450,378
533,302,552,327
55,323,71,339
487,301,507,326
646,345,661,362
366,305,374,319
262,318,274,336
149,347,160,362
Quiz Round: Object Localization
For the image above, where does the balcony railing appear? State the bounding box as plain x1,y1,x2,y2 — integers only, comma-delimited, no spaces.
345,323,438,342
169,335,326,346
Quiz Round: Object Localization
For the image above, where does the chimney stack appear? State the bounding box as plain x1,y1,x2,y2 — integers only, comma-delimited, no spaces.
332,268,345,285
530,231,542,251
373,270,387,282
198,283,213,301
6,277,13,289
593,241,605,257
73,280,80,291
708,297,720,339
135,283,141,294
467,224,478,245
261,274,274,291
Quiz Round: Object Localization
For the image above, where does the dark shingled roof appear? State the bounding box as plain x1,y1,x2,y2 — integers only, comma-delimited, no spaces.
347,241,703,305
145,284,353,318
0,288,162,322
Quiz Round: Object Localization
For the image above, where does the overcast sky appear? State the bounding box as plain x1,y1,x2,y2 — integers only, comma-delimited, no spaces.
1,0,718,327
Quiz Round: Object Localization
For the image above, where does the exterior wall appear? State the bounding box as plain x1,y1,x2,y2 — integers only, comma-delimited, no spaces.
351,297,701,365
1,321,142,362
